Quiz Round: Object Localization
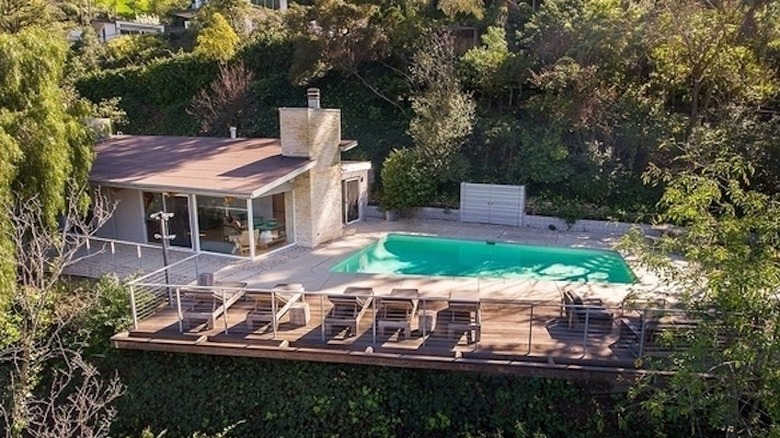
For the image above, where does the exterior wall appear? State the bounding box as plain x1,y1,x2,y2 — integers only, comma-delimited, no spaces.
341,168,370,223
281,107,344,248
98,188,146,243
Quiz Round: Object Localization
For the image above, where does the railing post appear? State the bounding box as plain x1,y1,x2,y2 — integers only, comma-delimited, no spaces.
129,284,139,330
421,299,427,347
582,307,590,355
222,289,229,335
320,294,325,342
271,290,278,338
176,288,183,332
528,304,534,355
110,241,116,271
371,291,377,345
639,311,646,357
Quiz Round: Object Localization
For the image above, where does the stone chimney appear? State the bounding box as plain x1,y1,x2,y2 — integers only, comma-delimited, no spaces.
279,89,344,248
279,88,341,164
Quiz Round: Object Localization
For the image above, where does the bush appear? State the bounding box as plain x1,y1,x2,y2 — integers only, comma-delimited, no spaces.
380,148,436,214
103,351,621,437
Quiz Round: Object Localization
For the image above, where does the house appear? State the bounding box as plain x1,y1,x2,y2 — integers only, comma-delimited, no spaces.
91,19,166,42
92,89,371,258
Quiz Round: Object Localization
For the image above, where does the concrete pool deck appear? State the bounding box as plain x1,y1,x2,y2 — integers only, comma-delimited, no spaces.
84,217,668,307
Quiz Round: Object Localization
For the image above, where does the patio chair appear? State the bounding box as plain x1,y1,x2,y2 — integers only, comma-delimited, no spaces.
446,290,481,344
179,282,246,332
324,287,374,337
562,290,613,331
245,283,305,331
375,288,419,339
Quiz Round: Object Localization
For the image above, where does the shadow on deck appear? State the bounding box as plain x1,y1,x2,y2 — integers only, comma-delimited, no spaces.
114,294,647,381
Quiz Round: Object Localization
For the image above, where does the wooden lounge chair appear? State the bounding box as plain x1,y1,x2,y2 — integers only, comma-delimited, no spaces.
375,288,419,339
446,290,481,344
324,287,373,337
179,282,246,332
562,290,613,331
245,283,305,331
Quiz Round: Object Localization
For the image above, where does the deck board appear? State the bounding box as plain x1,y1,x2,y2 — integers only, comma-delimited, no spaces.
118,295,642,380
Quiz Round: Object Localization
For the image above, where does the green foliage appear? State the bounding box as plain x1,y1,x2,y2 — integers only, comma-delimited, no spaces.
0,0,57,33
380,148,435,212
77,53,219,134
620,134,780,436
102,34,173,69
195,13,240,62
0,27,94,226
104,351,627,437
75,275,133,356
461,26,511,94
409,32,475,187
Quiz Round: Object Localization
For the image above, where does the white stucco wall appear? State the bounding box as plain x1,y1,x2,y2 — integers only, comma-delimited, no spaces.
111,188,147,243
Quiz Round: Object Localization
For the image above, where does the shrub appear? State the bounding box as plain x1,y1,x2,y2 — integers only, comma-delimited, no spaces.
380,148,436,214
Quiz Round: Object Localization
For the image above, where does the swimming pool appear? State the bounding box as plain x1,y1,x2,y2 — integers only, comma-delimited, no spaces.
330,234,635,284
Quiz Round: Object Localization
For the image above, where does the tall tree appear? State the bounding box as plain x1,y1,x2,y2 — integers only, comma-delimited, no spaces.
0,0,56,33
194,12,241,61
0,27,95,227
648,0,777,123
621,126,780,437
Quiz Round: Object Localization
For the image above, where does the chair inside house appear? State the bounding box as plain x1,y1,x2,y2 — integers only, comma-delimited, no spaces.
179,282,247,332
324,287,374,337
446,290,481,344
375,288,419,339
244,283,305,331
227,229,259,256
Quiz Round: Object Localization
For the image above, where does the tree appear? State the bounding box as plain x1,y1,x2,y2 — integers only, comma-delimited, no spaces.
0,187,124,438
0,28,95,227
200,0,252,34
0,0,56,34
621,128,780,437
408,32,475,186
187,62,255,135
648,0,777,123
194,12,241,62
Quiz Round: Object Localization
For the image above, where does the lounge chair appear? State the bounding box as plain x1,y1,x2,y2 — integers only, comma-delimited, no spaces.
178,282,246,332
324,287,373,337
562,290,613,331
375,288,419,339
245,283,305,331
446,290,481,344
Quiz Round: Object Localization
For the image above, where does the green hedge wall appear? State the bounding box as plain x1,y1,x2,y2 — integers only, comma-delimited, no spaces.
105,351,623,437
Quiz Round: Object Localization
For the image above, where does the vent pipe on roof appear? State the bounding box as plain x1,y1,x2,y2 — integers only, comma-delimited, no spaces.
229,126,237,139
307,88,321,109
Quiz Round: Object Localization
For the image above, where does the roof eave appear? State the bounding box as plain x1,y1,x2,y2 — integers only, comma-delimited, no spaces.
339,140,358,153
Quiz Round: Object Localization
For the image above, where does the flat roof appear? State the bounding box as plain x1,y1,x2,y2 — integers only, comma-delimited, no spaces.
91,135,312,198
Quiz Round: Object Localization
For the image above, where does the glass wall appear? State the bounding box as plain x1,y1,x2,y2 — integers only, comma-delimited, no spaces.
251,192,289,254
142,192,192,248
196,196,249,256
194,192,292,257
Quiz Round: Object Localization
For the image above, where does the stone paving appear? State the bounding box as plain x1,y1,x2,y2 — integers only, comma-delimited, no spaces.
65,218,672,306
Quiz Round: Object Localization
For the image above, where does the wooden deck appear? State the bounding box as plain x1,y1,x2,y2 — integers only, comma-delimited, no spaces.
113,294,646,381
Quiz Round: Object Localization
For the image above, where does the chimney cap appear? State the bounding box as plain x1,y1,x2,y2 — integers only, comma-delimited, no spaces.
307,88,321,109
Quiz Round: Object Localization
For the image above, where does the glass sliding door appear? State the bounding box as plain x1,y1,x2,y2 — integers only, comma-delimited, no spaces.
142,191,192,249
342,179,360,224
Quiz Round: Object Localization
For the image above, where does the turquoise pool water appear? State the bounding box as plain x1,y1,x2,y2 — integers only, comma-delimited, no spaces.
330,234,635,284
